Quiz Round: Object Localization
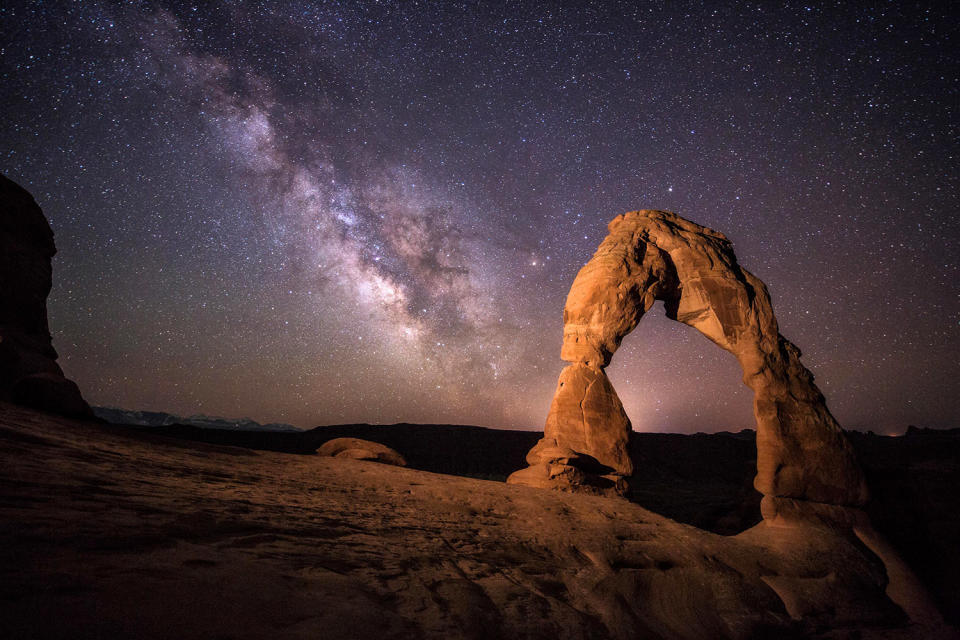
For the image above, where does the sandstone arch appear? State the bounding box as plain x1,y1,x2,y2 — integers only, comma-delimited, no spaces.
508,210,868,512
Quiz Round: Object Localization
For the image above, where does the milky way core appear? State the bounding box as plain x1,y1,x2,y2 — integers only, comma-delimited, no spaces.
2,2,957,432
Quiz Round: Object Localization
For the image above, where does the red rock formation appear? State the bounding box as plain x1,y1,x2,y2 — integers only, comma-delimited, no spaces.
0,175,92,418
509,210,868,509
317,437,408,466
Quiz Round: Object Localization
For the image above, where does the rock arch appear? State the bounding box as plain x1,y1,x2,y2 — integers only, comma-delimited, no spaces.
508,210,868,512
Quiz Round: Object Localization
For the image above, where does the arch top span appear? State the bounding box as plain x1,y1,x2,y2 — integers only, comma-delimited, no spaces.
508,210,868,512
562,210,762,369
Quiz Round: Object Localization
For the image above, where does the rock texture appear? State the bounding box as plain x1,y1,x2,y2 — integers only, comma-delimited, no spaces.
317,437,407,466
509,210,868,509
0,175,92,418
509,364,632,495
0,402,951,639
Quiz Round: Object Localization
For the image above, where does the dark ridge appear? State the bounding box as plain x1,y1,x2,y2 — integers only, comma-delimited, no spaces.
850,430,960,627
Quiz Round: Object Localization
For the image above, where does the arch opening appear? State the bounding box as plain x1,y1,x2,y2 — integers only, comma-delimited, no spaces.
605,300,754,435
604,301,760,534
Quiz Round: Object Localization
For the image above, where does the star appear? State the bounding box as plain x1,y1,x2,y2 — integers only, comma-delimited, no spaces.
0,0,954,433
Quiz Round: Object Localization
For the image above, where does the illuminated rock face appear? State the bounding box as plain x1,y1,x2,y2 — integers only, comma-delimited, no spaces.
509,210,868,508
316,437,407,467
0,175,92,419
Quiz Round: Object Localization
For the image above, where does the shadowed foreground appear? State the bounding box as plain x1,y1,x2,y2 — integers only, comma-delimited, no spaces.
0,403,954,639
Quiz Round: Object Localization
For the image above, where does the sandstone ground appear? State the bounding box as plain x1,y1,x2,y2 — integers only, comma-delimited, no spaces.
0,402,955,639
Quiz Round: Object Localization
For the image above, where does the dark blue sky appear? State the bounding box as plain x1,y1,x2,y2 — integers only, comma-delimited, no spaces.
2,1,957,432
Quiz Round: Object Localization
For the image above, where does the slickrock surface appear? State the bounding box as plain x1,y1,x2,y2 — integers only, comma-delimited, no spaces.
317,437,408,466
0,175,91,418
511,210,867,509
0,403,951,640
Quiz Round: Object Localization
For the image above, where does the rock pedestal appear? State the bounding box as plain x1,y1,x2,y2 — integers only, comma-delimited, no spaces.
0,175,92,418
509,364,632,496
508,210,868,509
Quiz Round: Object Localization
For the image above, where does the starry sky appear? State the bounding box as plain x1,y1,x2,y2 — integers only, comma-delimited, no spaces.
1,1,957,433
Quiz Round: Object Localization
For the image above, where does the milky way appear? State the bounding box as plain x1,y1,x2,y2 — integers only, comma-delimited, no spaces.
2,2,957,432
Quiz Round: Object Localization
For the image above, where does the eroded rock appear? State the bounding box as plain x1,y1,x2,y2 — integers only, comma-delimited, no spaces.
0,175,92,418
509,210,868,508
317,437,407,467
509,364,634,495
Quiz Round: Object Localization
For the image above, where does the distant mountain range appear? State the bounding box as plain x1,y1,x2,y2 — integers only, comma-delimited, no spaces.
92,406,301,432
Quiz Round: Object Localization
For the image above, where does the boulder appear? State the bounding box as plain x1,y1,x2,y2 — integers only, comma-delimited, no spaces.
509,210,868,509
316,438,407,467
0,175,92,418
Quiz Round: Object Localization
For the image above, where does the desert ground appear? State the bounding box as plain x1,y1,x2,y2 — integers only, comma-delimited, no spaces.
1,401,957,639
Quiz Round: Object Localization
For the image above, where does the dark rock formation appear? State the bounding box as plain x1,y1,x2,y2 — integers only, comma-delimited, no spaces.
317,437,407,466
509,210,868,511
0,175,92,418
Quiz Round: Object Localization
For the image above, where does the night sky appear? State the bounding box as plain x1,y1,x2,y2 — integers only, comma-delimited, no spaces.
2,2,957,433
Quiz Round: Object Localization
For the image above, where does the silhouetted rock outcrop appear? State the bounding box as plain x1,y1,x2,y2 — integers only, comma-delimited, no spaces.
509,210,867,512
0,175,91,418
